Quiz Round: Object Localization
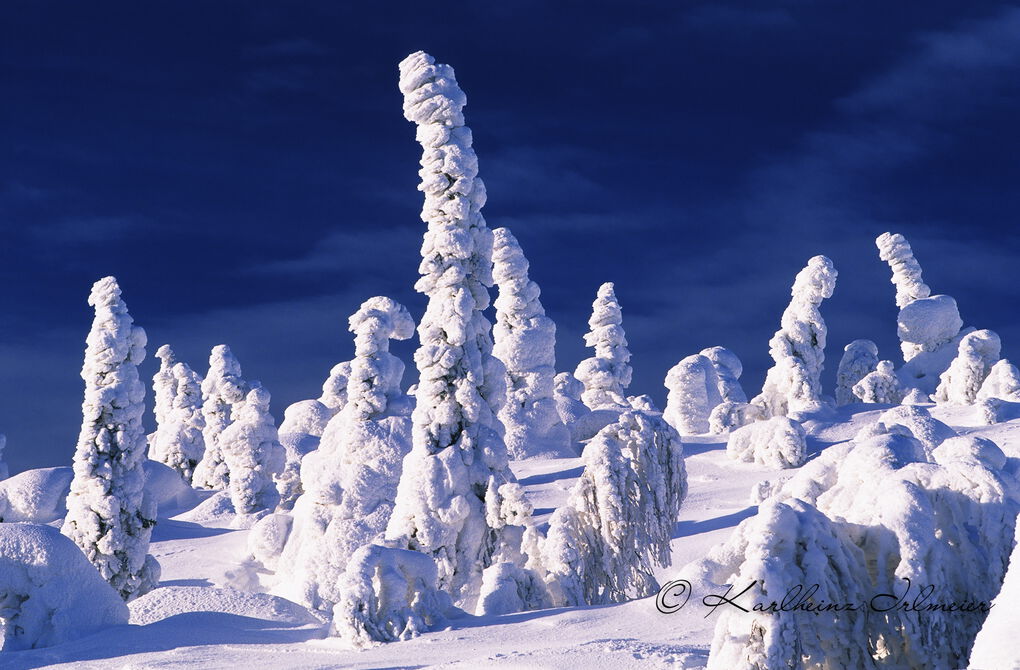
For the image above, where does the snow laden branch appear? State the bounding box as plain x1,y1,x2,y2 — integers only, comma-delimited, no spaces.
384,51,526,608
574,282,633,410
492,227,572,459
61,276,159,602
752,255,837,417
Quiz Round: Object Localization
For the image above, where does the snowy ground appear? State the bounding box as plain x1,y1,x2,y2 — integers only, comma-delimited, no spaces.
5,402,1016,669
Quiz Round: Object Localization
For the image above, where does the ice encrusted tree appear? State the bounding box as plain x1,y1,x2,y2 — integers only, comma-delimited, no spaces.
148,346,206,483
574,282,633,410
318,361,352,415
384,51,528,607
540,410,687,606
726,416,807,468
700,346,746,403
835,339,879,406
193,345,249,490
977,359,1020,402
852,360,905,404
219,386,286,515
751,256,837,417
279,297,415,613
934,329,1001,405
663,354,722,434
61,276,159,601
492,227,572,459
876,232,930,309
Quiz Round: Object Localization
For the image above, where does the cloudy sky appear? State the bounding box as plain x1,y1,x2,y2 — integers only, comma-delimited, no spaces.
2,2,1019,473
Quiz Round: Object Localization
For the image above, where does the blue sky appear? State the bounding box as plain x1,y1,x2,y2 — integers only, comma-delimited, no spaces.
2,2,1019,473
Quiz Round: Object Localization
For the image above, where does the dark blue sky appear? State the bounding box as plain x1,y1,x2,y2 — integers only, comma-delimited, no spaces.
2,2,1019,474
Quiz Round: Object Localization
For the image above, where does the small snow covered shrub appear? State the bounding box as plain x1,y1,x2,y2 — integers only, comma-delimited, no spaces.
0,524,129,650
476,562,551,616
835,339,878,405
934,329,1001,405
977,358,1020,402
542,410,686,606
708,401,766,435
219,386,286,516
726,416,807,468
664,354,722,435
331,543,452,647
492,227,572,459
61,277,159,602
148,345,206,484
193,345,250,490
700,346,747,403
574,282,633,410
247,512,293,572
851,360,904,404
752,256,837,417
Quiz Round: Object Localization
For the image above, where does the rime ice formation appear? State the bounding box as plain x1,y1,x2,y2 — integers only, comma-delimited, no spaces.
574,282,633,410
318,361,352,414
663,354,722,434
876,232,931,309
61,276,159,602
148,346,206,483
279,297,414,614
476,561,551,616
219,386,286,516
835,339,878,406
977,359,1020,402
553,372,593,443
331,544,452,647
0,524,129,650
492,227,572,459
383,51,524,608
851,360,904,404
699,346,746,403
708,401,766,435
193,345,249,490
934,329,1001,405
726,416,807,468
541,411,686,606
752,256,837,417
276,399,333,510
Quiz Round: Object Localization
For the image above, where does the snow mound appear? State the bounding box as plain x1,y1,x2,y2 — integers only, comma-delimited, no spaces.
128,586,323,627
726,416,807,468
897,294,962,354
144,460,199,515
0,466,72,523
969,517,1020,670
0,523,128,650
173,490,236,525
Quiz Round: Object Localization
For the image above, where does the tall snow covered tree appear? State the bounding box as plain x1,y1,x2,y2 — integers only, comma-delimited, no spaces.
876,232,930,309
751,256,837,417
279,296,415,613
492,227,572,459
148,345,206,483
699,346,746,403
835,339,879,406
219,386,286,515
384,51,528,608
193,345,248,490
574,282,632,410
663,354,722,435
61,276,160,602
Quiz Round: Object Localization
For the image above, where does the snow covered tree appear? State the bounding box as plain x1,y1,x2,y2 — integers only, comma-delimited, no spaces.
852,360,905,404
726,416,807,468
876,232,931,309
934,329,1001,405
541,410,686,606
61,276,159,601
193,345,249,490
553,371,592,443
699,346,746,403
318,361,352,414
279,297,415,613
383,52,525,608
574,282,633,410
148,346,206,483
977,358,1020,402
663,354,722,434
751,256,837,417
708,401,766,435
835,339,878,406
219,386,286,516
492,227,572,459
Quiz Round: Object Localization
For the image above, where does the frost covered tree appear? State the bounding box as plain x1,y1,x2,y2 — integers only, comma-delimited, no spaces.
852,360,905,404
492,227,572,459
553,372,592,443
279,297,415,613
977,359,1020,402
663,354,722,434
876,232,931,309
193,345,249,490
219,386,286,516
835,339,878,406
61,276,159,601
699,346,746,403
726,416,807,468
934,329,1001,405
318,361,352,415
541,411,686,606
147,346,206,483
574,282,632,410
751,256,837,417
384,52,527,607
